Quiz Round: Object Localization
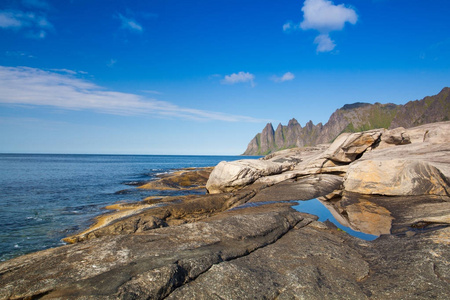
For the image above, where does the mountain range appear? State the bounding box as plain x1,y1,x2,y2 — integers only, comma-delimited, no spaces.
243,87,450,155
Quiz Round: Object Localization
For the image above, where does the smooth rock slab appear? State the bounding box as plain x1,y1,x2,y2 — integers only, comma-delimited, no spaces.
344,159,450,196
344,142,450,196
0,205,304,300
206,159,292,194
167,224,450,300
166,225,371,300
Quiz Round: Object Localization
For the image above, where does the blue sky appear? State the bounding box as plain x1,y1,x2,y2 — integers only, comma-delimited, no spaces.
0,0,449,155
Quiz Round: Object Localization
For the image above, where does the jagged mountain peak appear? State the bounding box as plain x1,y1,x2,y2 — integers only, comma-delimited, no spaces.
287,118,300,127
243,88,449,155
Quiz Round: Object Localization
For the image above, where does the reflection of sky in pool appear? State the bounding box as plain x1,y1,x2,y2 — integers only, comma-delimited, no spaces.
293,199,378,241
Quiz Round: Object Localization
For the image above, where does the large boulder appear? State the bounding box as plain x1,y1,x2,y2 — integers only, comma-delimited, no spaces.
206,159,293,194
344,142,450,196
323,130,382,163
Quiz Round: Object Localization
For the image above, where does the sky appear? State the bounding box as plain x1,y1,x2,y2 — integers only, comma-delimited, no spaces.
0,0,449,155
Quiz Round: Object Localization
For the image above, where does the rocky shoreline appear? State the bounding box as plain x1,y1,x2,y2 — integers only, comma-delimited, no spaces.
1,122,449,299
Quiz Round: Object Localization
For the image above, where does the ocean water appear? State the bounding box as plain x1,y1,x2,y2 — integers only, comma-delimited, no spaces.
0,154,250,261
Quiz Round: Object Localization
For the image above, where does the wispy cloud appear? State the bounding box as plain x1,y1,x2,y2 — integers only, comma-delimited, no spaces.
117,13,143,33
142,90,163,95
50,68,77,75
0,9,53,38
271,72,295,83
5,51,35,58
221,72,255,87
284,0,358,53
0,66,263,123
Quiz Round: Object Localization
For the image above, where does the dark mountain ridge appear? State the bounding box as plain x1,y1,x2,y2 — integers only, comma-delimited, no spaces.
243,87,450,155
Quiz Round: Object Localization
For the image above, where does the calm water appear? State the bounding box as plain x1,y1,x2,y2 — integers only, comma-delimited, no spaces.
0,154,250,261
293,200,377,240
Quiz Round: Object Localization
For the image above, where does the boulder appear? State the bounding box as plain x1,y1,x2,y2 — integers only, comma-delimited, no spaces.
206,159,292,194
323,130,382,163
344,159,449,196
344,141,450,196
376,127,411,149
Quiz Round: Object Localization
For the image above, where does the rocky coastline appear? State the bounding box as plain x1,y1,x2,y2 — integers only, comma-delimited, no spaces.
1,122,450,299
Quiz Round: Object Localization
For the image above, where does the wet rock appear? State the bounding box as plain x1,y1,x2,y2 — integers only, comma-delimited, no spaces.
138,168,212,190
64,190,259,243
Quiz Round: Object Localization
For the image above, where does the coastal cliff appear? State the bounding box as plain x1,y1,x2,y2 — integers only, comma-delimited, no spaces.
1,122,450,299
243,87,450,155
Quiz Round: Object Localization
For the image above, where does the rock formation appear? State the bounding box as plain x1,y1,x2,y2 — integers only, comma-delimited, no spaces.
1,122,450,299
243,87,450,155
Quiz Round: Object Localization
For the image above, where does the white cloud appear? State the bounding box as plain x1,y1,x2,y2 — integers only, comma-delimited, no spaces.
0,66,262,123
283,22,292,32
300,0,357,32
271,72,295,82
118,14,143,33
0,10,53,38
314,34,336,52
221,72,255,87
285,0,358,53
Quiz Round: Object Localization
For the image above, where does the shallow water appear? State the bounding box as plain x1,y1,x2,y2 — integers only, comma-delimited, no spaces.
293,199,378,240
0,154,249,261
232,200,378,241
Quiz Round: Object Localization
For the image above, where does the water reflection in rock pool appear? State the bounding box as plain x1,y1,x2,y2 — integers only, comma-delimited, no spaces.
293,199,379,241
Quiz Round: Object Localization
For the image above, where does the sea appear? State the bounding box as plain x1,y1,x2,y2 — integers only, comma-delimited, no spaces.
0,153,375,262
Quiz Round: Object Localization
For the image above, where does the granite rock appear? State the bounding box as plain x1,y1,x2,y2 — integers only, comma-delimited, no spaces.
206,159,293,194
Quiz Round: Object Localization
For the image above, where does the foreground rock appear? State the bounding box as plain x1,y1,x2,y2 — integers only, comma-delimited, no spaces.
0,204,305,299
1,201,449,299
